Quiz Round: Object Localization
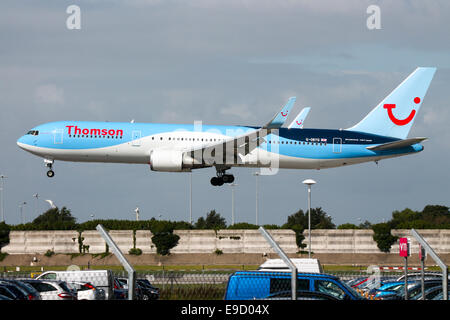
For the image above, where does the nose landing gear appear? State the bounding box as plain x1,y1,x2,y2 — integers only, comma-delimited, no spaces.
44,159,55,178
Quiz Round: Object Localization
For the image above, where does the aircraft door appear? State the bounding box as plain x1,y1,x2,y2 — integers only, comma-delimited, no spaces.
332,137,342,153
132,130,141,146
53,129,63,144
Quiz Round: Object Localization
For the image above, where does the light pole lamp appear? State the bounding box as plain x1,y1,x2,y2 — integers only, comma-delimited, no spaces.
302,179,316,258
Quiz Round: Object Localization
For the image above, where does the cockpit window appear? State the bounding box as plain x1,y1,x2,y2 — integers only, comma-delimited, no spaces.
27,130,39,136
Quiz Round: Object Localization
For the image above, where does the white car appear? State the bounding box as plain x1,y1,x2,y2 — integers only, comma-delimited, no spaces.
66,281,105,300
22,280,76,300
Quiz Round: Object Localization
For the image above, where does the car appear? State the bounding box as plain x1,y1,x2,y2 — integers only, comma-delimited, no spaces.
66,281,104,300
0,279,41,300
395,273,444,281
224,271,365,300
36,270,114,300
20,279,77,300
411,285,443,300
0,285,21,300
136,279,160,300
369,281,417,299
431,291,450,300
117,277,148,300
0,293,12,300
0,281,28,300
113,278,127,300
376,280,443,300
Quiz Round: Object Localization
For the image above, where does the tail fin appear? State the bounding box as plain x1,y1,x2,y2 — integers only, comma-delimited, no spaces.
265,97,296,129
347,67,436,139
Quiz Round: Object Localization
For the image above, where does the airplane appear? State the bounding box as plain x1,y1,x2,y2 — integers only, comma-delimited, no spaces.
17,67,436,186
288,107,311,129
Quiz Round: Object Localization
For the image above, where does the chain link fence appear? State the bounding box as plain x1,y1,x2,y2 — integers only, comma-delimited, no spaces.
0,269,445,300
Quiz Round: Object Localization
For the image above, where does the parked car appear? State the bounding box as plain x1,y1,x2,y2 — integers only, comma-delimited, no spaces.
136,279,160,300
0,279,41,300
36,270,114,300
20,279,76,300
431,291,450,300
113,278,127,300
376,280,442,300
369,281,417,299
224,271,365,300
66,281,104,300
0,285,21,300
0,281,28,300
0,293,12,300
117,277,152,300
411,285,443,300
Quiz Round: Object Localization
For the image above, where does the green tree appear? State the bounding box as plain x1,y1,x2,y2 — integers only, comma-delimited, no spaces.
195,210,227,230
31,207,77,230
337,223,360,230
283,208,335,250
372,223,398,253
0,222,10,248
149,219,180,256
227,223,259,230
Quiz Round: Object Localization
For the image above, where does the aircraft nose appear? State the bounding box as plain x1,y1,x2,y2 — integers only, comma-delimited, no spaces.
17,135,30,150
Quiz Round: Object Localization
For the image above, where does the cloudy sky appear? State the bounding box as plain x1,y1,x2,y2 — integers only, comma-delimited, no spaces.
0,0,449,227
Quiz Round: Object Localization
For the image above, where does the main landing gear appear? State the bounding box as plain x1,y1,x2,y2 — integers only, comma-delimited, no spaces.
210,168,235,186
44,159,55,178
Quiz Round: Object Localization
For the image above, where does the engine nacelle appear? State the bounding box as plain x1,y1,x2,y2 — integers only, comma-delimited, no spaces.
150,149,184,172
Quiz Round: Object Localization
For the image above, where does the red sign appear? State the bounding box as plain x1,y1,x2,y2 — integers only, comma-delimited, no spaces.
399,238,410,257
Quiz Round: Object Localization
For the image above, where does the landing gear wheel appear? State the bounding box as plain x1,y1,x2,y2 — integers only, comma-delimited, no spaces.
47,170,55,178
222,174,235,184
210,176,224,186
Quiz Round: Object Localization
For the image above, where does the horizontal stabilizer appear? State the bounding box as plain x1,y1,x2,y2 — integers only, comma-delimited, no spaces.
367,137,427,151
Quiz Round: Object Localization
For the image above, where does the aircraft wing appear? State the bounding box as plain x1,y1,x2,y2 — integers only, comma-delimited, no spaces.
182,98,295,164
287,107,311,129
366,137,427,151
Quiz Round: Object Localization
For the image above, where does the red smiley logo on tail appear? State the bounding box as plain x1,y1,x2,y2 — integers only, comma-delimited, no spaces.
296,120,302,125
281,111,288,117
383,97,420,126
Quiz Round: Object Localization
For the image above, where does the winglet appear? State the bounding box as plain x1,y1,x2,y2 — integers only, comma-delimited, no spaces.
288,107,311,129
264,97,296,129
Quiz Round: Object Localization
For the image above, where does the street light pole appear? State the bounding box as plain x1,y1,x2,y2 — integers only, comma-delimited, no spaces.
19,201,27,224
230,183,237,225
189,172,193,225
302,179,316,259
134,207,140,221
0,174,7,223
33,193,39,219
253,172,260,226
